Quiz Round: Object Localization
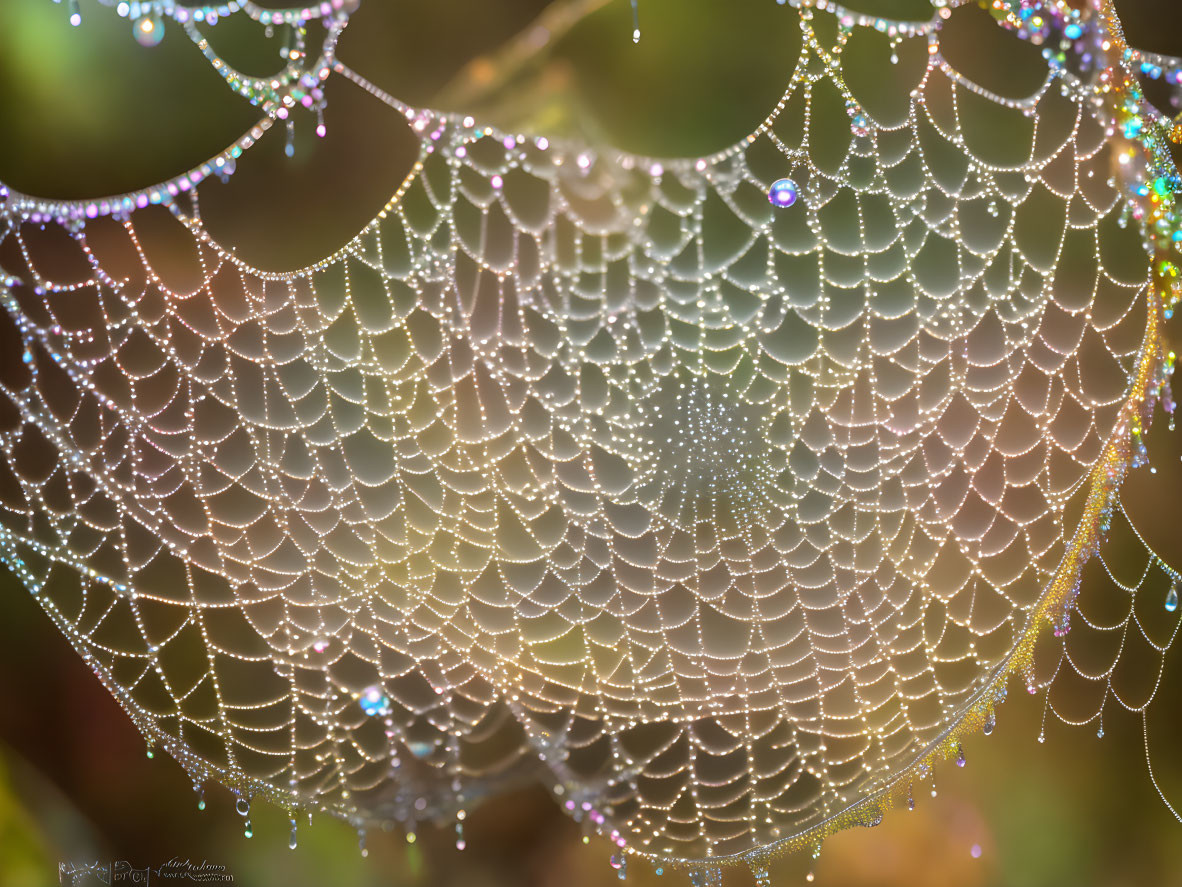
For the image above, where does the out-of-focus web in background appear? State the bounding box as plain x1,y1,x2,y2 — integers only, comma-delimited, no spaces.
1,0,1181,882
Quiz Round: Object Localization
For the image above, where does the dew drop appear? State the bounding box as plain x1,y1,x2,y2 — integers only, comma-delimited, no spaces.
631,0,640,43
359,829,368,857
236,797,251,817
285,120,296,159
610,853,627,880
289,819,298,850
361,685,392,717
133,13,164,46
984,711,995,736
244,820,253,839
195,786,206,812
1166,581,1178,612
956,744,966,768
768,178,799,208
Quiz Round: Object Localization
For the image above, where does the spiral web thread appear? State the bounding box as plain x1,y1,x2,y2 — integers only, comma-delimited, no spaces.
1,0,1181,875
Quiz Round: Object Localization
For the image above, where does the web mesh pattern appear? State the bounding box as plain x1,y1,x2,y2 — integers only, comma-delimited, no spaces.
0,0,1178,869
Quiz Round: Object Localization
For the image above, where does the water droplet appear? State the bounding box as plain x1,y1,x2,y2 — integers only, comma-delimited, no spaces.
984,711,995,736
631,0,640,42
1166,581,1178,612
768,178,799,208
360,685,391,717
850,114,871,137
289,819,298,850
610,853,627,880
133,13,164,46
244,820,253,839
750,861,772,886
987,200,999,217
1097,725,1105,739
68,0,81,27
359,829,368,857
907,783,915,810
285,120,296,159
236,797,251,817
195,787,206,812
956,744,966,768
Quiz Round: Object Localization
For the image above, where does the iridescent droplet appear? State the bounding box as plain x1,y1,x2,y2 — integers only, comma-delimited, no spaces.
610,853,627,880
133,13,164,47
768,178,799,208
1166,581,1178,612
360,685,391,717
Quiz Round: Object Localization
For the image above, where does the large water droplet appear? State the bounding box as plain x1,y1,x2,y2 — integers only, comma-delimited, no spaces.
768,178,799,208
360,685,391,717
236,797,250,817
1166,581,1178,612
289,819,298,850
133,13,164,46
984,711,996,736
631,0,640,42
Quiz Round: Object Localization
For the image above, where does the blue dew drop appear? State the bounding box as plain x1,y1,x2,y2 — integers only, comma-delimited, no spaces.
1166,581,1179,613
360,685,391,717
289,818,298,850
610,853,627,881
133,13,164,47
768,178,799,208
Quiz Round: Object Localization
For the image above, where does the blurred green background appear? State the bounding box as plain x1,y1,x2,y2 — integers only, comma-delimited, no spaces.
0,0,1181,885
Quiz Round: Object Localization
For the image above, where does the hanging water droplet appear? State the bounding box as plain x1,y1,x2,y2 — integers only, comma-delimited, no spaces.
243,820,253,839
195,786,206,812
610,853,627,880
631,0,640,43
145,743,154,759
1166,581,1179,612
133,12,164,46
1097,724,1105,739
956,744,966,768
768,178,799,208
907,783,915,810
285,120,296,159
455,821,466,851
987,200,999,217
236,797,251,817
750,861,772,886
68,0,81,27
289,818,298,850
359,829,368,857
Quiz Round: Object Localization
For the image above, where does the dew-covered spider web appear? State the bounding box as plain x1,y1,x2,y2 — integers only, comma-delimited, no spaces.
2,0,1182,880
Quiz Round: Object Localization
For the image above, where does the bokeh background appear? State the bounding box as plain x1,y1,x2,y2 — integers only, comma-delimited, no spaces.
0,0,1181,885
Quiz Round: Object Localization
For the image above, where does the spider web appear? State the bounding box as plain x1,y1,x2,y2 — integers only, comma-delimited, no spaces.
0,0,1179,874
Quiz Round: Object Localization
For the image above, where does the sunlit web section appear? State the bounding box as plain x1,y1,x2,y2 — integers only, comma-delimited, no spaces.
0,0,1180,877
